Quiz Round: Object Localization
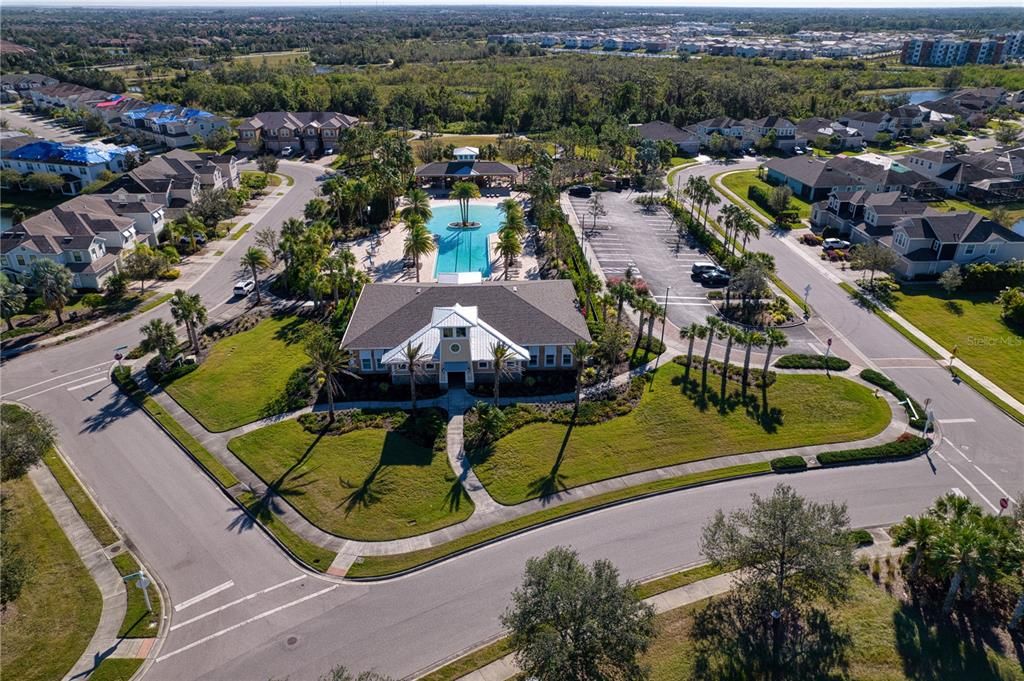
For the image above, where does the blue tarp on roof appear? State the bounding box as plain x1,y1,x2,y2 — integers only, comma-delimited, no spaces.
7,140,138,165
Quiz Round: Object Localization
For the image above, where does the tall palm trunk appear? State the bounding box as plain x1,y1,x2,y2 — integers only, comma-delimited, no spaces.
701,332,714,390
409,365,418,414
741,341,753,394
493,371,501,407
762,341,775,388
630,309,647,362
644,309,657,355
685,335,696,380
250,263,262,305
575,366,584,411
720,334,734,407
414,252,421,283
326,380,336,424
943,569,964,614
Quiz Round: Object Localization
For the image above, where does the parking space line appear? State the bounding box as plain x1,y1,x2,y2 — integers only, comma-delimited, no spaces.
972,465,1013,500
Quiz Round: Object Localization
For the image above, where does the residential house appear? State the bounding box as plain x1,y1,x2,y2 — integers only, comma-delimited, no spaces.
918,88,1009,128
902,147,1024,201
794,117,865,151
341,281,591,389
811,189,937,243
0,73,58,101
886,212,1024,278
694,117,749,151
0,138,140,195
96,148,240,217
765,155,931,203
28,82,113,112
633,121,701,156
741,115,798,152
120,104,229,149
0,194,165,289
236,111,359,156
837,111,896,142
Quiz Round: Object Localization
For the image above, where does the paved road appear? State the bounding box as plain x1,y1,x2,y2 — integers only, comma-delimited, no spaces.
1,154,1019,679
0,106,92,143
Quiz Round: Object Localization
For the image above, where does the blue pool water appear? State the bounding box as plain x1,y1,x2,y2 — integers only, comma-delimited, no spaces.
426,204,502,276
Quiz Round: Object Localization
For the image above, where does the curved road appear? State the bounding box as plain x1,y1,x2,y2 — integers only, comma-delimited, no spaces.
0,158,1019,679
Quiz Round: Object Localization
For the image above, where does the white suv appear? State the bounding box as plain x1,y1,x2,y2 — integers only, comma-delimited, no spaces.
822,238,851,250
233,279,256,297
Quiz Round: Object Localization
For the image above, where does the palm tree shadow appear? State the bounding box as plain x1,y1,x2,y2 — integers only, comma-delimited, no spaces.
444,477,466,512
528,414,575,503
80,388,139,433
338,462,391,515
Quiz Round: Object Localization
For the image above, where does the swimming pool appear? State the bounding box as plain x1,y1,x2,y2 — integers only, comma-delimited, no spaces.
426,203,502,276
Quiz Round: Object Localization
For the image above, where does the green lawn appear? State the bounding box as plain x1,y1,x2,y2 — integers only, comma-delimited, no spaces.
227,419,473,541
86,658,143,681
111,553,161,638
928,198,1024,225
473,363,890,505
235,491,337,571
42,450,119,547
889,287,1024,403
644,574,1024,680
0,475,102,681
720,169,813,221
164,315,310,431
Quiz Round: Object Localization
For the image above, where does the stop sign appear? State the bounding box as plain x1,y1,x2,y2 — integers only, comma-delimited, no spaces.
1000,498,1009,510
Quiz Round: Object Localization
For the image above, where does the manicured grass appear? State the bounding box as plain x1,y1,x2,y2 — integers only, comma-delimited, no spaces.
136,292,172,314
0,475,102,681
228,419,473,541
116,374,240,487
230,222,254,240
720,169,813,220
242,170,281,187
667,158,700,187
86,658,143,681
888,287,1023,403
231,49,310,66
643,574,1024,680
111,553,161,638
634,563,727,600
235,491,337,571
419,639,514,681
347,462,771,578
473,364,890,505
929,198,1024,225
42,449,119,547
164,315,310,431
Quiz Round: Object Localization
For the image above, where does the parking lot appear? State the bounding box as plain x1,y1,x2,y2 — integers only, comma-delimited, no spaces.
568,190,719,330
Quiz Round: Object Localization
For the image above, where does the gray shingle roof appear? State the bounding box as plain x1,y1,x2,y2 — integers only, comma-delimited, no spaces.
342,281,590,351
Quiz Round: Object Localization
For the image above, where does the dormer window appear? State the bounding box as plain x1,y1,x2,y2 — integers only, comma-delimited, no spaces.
442,327,467,338
963,244,975,255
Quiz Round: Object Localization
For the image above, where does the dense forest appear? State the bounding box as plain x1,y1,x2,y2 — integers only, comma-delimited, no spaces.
135,54,1024,137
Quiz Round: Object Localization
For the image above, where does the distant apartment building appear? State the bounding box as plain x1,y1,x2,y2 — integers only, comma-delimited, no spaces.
901,31,1024,66
236,111,359,156
119,104,228,149
0,73,58,102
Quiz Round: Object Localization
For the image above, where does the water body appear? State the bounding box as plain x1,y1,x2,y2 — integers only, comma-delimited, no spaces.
426,203,501,277
884,89,948,105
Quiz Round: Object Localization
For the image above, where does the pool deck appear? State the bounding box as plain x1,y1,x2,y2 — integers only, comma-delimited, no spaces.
350,196,540,284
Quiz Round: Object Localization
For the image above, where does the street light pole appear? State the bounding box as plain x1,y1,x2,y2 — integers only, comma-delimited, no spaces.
652,286,671,374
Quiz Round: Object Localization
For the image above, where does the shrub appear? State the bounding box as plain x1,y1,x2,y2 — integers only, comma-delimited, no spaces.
848,529,874,547
157,268,181,281
961,260,1024,292
774,354,851,371
817,434,930,466
859,369,927,430
672,355,777,387
770,455,808,472
800,233,823,246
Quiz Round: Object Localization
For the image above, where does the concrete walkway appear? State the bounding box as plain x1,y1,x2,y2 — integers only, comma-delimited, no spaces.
28,457,155,680
134,349,908,577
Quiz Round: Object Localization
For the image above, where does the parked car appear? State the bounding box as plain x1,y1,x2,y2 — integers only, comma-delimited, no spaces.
691,261,720,276
568,184,593,198
233,279,256,297
179,232,207,247
822,238,851,250
280,146,294,157
700,269,731,287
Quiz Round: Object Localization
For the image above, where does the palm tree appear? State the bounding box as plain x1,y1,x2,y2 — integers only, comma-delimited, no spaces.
141,318,177,372
679,323,704,380
629,296,649,363
0,274,27,332
738,210,760,252
498,201,526,238
169,290,207,355
934,522,993,614
610,281,634,329
643,299,663,357
718,325,738,407
580,271,601,320
741,331,766,394
761,328,788,388
343,178,373,228
401,188,432,224
398,341,425,414
569,339,594,411
240,247,270,305
28,260,73,325
598,292,616,324
684,175,702,223
703,183,721,231
304,197,329,222
496,228,522,280
403,222,436,283
702,316,723,391
450,181,481,226
891,514,939,580
490,342,513,407
304,327,357,424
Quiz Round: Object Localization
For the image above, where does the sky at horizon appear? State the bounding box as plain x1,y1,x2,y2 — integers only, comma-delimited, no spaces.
8,0,1023,7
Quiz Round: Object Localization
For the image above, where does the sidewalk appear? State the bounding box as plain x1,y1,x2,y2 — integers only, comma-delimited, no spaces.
28,459,154,680
135,351,907,576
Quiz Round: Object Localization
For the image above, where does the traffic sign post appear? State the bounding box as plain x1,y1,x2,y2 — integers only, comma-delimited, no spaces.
999,497,1009,516
803,284,812,319
824,338,833,376
114,345,128,366
123,570,152,612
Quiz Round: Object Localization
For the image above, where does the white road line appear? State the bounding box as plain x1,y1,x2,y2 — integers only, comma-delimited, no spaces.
946,463,998,512
170,575,306,631
19,370,111,400
941,437,972,463
665,302,715,307
937,418,976,424
156,584,338,662
66,377,109,392
175,580,235,612
972,465,1014,501
808,343,823,356
4,361,113,396
950,487,966,498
